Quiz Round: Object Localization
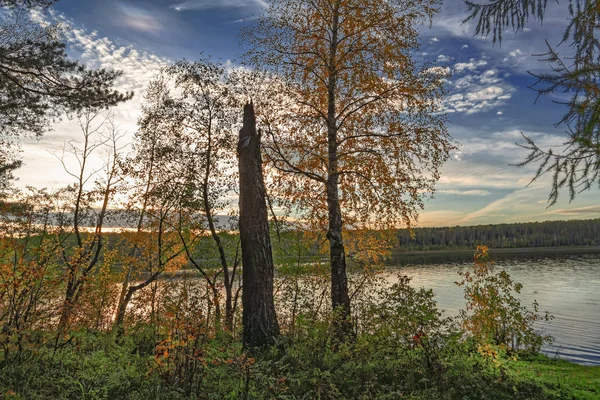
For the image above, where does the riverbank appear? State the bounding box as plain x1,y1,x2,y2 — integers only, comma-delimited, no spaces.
1,332,598,400
509,356,600,399
390,245,600,265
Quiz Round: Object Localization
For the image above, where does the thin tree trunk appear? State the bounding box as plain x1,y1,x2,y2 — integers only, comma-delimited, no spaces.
202,185,233,331
210,284,222,332
326,2,352,339
202,119,235,331
113,150,155,334
114,266,131,331
114,271,162,334
238,102,279,348
57,284,75,334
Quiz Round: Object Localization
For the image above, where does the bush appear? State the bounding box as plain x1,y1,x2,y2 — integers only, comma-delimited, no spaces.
456,246,553,354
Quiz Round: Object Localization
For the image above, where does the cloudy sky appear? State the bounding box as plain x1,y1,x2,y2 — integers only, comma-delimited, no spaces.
14,0,600,227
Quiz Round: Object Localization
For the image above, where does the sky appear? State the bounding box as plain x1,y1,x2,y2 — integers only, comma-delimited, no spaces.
13,0,600,227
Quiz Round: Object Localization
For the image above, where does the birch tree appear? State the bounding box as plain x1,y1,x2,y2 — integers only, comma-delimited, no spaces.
243,0,453,336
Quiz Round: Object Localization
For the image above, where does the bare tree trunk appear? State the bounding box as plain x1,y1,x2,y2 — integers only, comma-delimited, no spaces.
114,270,162,334
115,266,131,326
201,119,236,331
326,2,352,340
57,285,75,334
238,102,279,348
202,187,234,331
326,182,352,337
113,149,154,335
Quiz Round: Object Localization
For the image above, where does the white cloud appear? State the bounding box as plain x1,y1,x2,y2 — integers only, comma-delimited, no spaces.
461,44,469,49
67,30,168,98
15,13,170,190
509,49,523,57
430,37,440,42
443,85,514,115
466,85,505,101
430,129,575,208
497,111,503,115
453,176,599,226
114,3,166,35
424,65,451,78
545,205,600,216
480,69,500,84
459,186,543,224
172,0,268,11
442,57,515,115
454,58,488,72
438,189,491,196
430,7,475,38
419,184,600,226
437,168,519,189
437,54,451,63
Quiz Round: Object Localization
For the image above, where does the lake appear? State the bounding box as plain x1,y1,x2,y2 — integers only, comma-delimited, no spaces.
386,253,600,366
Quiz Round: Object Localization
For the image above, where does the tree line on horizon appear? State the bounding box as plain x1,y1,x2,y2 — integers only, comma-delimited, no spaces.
397,218,600,250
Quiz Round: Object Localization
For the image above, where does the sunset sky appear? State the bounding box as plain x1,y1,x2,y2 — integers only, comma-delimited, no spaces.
15,0,600,227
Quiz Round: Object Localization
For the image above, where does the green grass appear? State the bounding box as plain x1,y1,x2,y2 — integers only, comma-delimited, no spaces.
1,333,598,400
508,356,600,399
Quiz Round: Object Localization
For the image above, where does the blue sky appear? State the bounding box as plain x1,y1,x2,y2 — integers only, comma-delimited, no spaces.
16,0,600,227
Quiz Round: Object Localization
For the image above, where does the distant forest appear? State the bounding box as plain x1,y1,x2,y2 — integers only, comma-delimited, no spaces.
397,219,600,250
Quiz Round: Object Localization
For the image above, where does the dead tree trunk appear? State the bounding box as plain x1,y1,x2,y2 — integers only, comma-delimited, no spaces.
238,102,280,348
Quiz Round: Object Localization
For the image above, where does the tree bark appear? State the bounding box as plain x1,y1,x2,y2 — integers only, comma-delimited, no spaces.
326,181,352,337
238,102,280,348
326,2,352,339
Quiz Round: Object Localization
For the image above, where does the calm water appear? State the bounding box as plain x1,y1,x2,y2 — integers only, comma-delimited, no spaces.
387,254,600,366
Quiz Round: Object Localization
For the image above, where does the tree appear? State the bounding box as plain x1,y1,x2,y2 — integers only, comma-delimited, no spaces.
0,188,63,361
0,146,21,198
238,102,280,348
243,0,452,336
53,112,124,337
165,59,242,331
113,77,187,334
465,0,600,204
130,60,242,332
456,246,553,353
0,1,132,189
0,1,56,7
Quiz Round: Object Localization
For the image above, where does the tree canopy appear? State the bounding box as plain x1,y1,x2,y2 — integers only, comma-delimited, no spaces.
466,0,600,204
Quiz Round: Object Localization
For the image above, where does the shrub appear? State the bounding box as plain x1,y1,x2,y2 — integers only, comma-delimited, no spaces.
456,246,553,354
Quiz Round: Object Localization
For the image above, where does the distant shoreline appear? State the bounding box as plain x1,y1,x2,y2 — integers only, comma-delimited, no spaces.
390,245,600,265
394,245,600,256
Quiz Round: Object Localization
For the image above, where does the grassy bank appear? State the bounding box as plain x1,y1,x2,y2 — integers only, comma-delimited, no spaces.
0,331,598,400
508,356,600,400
